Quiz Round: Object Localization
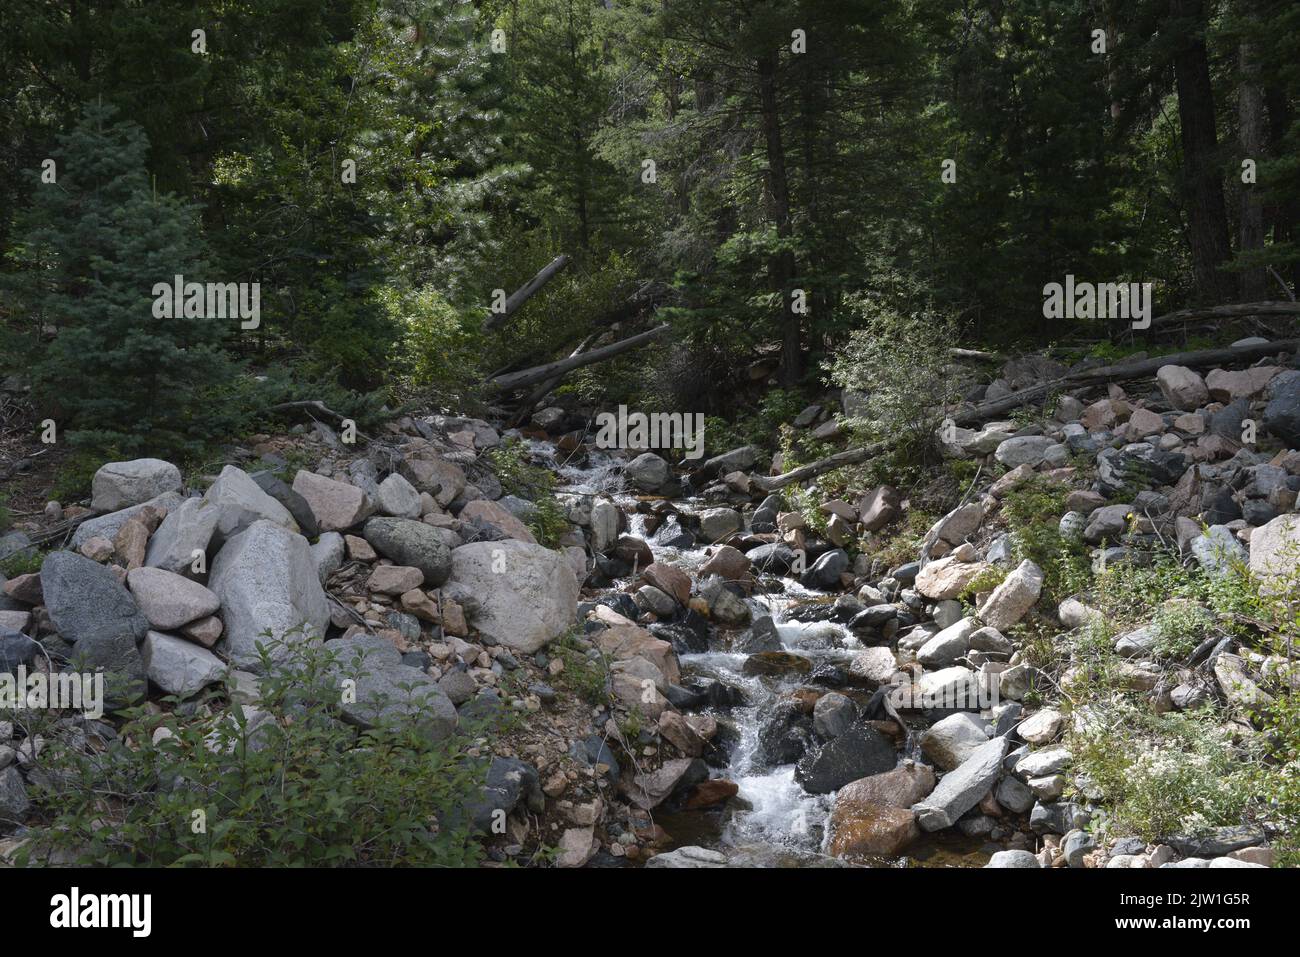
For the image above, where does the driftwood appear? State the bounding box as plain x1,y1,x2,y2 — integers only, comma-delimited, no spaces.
1149,300,1300,330
486,323,671,393
483,254,571,332
752,337,1300,492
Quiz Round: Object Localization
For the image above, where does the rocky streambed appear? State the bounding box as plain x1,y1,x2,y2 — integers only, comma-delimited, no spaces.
531,440,1006,868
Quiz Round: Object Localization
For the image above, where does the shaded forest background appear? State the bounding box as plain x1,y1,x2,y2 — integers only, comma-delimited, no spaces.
1,0,1297,460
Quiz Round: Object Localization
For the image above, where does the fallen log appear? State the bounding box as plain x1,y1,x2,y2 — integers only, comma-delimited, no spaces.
1148,300,1300,330
512,331,601,425
752,337,1300,492
486,323,671,393
483,254,571,332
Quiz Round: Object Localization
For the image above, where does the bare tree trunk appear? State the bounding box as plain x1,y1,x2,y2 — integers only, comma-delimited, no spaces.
757,52,800,387
1170,0,1236,302
1238,1,1268,300
483,255,571,331
485,324,670,392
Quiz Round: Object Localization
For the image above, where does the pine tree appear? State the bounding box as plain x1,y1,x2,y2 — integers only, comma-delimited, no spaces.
5,100,236,457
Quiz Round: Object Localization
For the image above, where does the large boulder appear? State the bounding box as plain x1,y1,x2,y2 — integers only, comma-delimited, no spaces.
91,458,182,513
400,444,466,505
41,551,148,647
625,452,670,492
70,491,184,549
209,520,330,670
326,634,458,742
127,567,220,630
141,630,228,696
994,436,1057,468
448,541,579,653
461,499,538,544
291,471,371,531
1249,513,1300,591
144,497,219,575
912,734,1008,831
203,466,298,540
794,723,897,794
700,445,760,477
1262,370,1300,448
920,712,989,770
827,804,919,858
362,517,453,585
375,473,423,519
916,556,988,601
979,559,1043,630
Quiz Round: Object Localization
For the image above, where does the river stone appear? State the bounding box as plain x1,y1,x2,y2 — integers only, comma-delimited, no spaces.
1015,746,1072,778
625,452,670,491
401,446,466,505
699,545,751,584
0,766,30,833
461,499,538,544
41,551,148,646
915,555,988,601
1263,370,1300,447
375,473,422,518
920,712,989,770
622,757,705,810
917,617,978,668
701,445,759,477
0,628,40,673
800,549,849,590
326,633,458,743
309,532,345,585
994,774,1035,813
994,436,1056,468
985,849,1040,868
813,692,857,740
363,517,453,585
292,470,371,531
1017,708,1063,745
209,520,330,671
849,647,898,687
448,541,579,653
644,846,728,868
127,567,220,630
979,559,1043,630
699,507,741,542
1249,513,1300,591
141,630,228,696
144,497,219,576
70,491,185,549
828,804,919,859
912,734,1008,831
91,458,182,513
735,616,782,654
588,499,620,553
643,562,691,605
794,723,897,794
204,466,298,540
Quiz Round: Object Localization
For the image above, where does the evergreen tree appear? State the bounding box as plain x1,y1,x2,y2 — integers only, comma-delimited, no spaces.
4,100,236,457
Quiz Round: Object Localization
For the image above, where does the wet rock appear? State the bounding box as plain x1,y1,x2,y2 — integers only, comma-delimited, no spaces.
799,549,848,590
794,723,897,794
742,651,812,677
734,616,782,654
828,804,919,858
813,692,857,740
625,452,671,491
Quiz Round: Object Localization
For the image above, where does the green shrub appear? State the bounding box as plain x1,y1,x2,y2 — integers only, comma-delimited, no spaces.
999,475,1091,606
15,637,490,867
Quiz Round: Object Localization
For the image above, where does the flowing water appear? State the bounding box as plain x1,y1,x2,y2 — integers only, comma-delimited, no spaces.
532,440,988,867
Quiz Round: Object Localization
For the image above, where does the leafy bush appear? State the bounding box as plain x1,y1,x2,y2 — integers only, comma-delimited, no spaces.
1072,703,1259,842
825,295,959,453
16,637,490,867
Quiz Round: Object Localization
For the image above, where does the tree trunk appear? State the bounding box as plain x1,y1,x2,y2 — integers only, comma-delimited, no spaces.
483,254,571,331
1238,2,1268,300
1170,0,1235,302
485,324,670,392
756,52,800,387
